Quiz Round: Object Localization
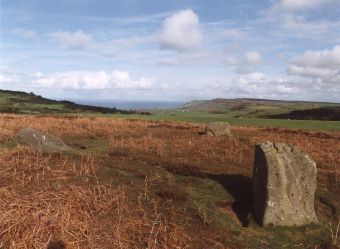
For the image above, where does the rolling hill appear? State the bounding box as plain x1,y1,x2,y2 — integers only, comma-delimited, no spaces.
180,98,340,120
0,89,135,114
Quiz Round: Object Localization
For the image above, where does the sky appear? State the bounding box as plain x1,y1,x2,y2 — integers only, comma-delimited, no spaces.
1,0,340,102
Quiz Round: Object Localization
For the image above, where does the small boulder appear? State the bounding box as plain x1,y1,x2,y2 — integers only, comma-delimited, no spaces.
253,142,318,226
205,122,231,137
17,128,71,153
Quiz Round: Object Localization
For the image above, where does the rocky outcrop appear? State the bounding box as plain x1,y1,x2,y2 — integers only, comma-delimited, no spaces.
253,141,318,226
17,128,71,153
205,122,231,137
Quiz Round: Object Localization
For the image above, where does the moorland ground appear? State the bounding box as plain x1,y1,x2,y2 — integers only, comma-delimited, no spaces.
0,114,339,249
96,111,340,131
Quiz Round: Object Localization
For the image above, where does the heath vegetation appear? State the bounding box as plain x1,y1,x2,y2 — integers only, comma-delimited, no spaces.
0,114,339,248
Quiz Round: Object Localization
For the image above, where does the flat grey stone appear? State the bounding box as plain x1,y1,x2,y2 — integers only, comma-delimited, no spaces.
17,128,71,153
205,122,231,137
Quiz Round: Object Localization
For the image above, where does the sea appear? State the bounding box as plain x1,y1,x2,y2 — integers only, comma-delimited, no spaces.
68,99,184,110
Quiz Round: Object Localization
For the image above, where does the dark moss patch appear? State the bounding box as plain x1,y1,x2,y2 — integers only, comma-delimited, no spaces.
47,239,66,249
156,185,188,203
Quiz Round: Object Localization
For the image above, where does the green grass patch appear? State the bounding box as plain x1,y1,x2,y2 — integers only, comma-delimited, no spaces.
0,138,18,149
63,136,109,155
22,103,65,110
244,223,330,249
178,175,243,231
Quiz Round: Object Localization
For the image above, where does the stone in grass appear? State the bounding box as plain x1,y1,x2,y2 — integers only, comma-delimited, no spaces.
205,122,231,137
17,127,71,153
253,141,318,226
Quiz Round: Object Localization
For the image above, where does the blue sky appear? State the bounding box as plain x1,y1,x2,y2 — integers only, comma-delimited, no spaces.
1,0,340,102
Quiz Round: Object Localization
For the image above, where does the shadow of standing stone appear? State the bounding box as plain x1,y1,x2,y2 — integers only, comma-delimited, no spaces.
208,174,254,226
253,141,318,226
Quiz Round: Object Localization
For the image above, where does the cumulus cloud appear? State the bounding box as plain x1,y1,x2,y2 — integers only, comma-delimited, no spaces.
10,28,37,39
244,51,261,64
49,31,93,49
227,72,285,97
222,72,302,99
159,9,202,51
287,45,340,84
33,70,154,90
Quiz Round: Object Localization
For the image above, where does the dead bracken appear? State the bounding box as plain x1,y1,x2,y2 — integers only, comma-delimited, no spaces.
0,114,339,248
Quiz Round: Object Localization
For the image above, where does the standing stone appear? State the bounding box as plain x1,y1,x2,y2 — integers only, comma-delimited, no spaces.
17,128,71,153
205,122,231,137
253,141,318,226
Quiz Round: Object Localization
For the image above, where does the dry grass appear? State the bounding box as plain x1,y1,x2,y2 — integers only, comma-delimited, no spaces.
0,114,339,248
0,147,193,249
1,114,338,169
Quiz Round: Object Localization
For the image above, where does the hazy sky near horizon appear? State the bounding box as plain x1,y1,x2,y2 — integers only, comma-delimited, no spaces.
1,0,340,102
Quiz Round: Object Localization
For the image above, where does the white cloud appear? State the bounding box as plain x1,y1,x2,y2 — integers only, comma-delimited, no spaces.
159,9,202,51
10,28,37,39
0,65,20,85
277,85,298,93
227,72,280,97
276,0,332,10
281,14,337,38
33,70,154,90
0,74,16,84
288,45,340,81
49,31,93,49
264,0,340,42
244,51,261,64
288,65,334,78
291,45,340,69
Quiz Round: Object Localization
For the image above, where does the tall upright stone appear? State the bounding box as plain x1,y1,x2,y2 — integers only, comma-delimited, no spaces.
253,141,318,226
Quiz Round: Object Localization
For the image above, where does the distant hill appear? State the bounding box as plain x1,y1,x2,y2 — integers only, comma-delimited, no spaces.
0,89,136,114
180,98,340,121
264,107,340,121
